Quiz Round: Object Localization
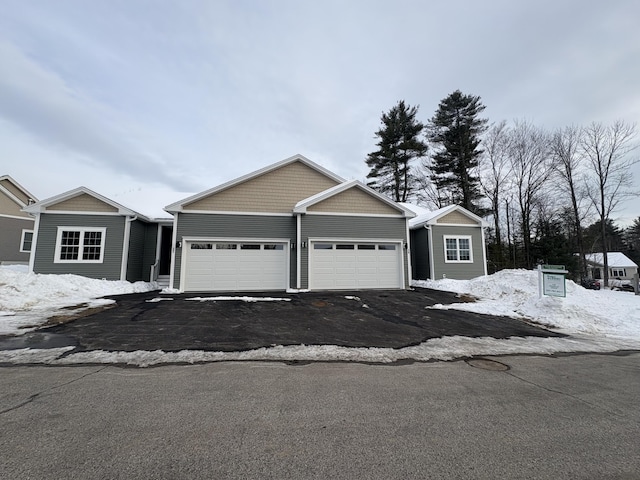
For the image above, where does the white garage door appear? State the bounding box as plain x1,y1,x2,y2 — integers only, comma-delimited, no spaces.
183,241,288,292
309,241,403,290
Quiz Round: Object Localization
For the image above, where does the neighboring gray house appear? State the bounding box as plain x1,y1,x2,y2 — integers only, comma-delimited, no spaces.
23,187,172,284
404,204,488,280
165,155,415,292
585,252,638,284
0,175,38,265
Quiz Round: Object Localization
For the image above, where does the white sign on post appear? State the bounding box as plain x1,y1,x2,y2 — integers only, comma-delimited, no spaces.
543,273,566,297
538,265,568,298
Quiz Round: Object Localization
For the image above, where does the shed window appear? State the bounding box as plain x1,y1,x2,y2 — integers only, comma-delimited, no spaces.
611,269,626,278
54,227,106,263
20,230,33,252
443,236,473,263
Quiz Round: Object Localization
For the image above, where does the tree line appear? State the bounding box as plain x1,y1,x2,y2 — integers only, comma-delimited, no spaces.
365,92,640,284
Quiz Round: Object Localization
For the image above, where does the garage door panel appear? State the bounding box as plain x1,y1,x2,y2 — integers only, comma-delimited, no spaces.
184,241,287,292
310,241,402,290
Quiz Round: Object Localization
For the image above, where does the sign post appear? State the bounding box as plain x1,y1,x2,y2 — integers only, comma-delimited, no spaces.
538,265,569,299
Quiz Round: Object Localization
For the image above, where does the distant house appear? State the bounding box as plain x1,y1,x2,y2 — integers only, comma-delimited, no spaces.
585,252,638,283
0,175,38,265
403,204,488,280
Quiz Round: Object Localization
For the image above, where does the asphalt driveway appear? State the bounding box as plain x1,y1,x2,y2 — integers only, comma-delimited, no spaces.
3,287,565,352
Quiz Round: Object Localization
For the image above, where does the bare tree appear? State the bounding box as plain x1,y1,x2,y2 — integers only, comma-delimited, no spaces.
508,120,555,268
582,120,639,287
414,158,448,209
479,121,512,249
550,125,590,277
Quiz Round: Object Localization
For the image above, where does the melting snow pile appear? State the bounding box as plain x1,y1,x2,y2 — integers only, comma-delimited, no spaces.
0,265,157,335
413,269,640,339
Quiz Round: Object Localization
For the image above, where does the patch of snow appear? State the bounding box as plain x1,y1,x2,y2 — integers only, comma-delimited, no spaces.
185,296,291,303
0,266,157,335
0,347,75,364
412,269,640,339
145,297,174,303
5,333,638,367
286,288,310,293
160,288,181,294
344,295,360,301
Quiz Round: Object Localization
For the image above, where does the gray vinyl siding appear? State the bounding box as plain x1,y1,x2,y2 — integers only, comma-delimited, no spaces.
300,215,408,289
0,216,34,263
410,227,431,280
142,223,159,282
125,219,147,282
33,214,125,280
173,213,296,289
430,225,485,279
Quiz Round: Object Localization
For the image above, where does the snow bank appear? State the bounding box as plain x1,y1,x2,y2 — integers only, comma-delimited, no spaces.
413,269,640,339
0,267,157,334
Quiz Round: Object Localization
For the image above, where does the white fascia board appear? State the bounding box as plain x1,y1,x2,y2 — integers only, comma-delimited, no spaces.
22,186,151,221
0,175,38,205
165,154,346,212
294,180,416,217
410,205,488,229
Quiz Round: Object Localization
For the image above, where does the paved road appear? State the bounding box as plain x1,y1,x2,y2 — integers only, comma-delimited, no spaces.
1,289,563,352
1,353,639,479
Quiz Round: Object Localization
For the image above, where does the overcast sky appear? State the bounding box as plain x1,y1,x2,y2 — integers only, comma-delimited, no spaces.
1,0,639,224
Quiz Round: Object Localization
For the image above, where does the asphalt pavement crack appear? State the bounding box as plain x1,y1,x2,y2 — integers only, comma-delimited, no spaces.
0,366,108,416
505,371,628,419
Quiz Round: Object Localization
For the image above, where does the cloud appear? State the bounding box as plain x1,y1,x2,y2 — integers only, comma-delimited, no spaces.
0,40,199,191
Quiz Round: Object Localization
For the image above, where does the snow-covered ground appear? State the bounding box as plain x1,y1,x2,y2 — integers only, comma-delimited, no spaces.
1,266,639,366
0,265,157,335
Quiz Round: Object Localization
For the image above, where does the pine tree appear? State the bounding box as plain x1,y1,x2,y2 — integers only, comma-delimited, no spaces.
366,100,428,202
428,90,488,214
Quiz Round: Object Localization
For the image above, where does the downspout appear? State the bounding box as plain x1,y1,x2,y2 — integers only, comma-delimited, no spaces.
480,225,488,276
120,215,137,281
28,213,40,273
296,213,301,289
405,221,412,288
426,225,435,280
169,213,179,291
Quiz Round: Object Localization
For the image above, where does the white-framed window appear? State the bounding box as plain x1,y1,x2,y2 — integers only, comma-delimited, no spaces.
54,227,106,263
20,229,34,252
443,235,473,263
611,268,626,278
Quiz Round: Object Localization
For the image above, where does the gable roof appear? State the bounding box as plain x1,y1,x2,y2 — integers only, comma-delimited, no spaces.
23,186,151,221
585,252,638,268
294,180,415,217
403,203,488,229
0,175,38,208
165,154,345,213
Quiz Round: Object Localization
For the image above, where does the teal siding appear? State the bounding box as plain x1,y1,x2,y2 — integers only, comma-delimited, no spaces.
430,225,485,279
33,214,125,280
300,215,408,289
174,213,296,289
142,223,159,282
410,227,431,280
125,220,146,282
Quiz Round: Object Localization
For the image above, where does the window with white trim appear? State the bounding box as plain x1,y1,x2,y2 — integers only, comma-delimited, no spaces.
54,227,106,263
20,229,33,252
611,268,626,278
443,235,473,263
